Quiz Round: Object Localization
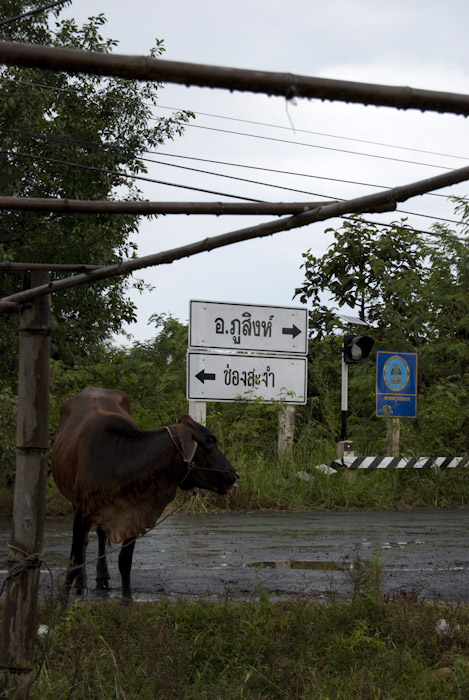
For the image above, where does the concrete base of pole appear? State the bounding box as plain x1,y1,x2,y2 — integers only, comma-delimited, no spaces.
336,440,354,459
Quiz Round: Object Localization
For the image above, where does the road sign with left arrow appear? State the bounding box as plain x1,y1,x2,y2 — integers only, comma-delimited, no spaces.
189,300,308,355
187,352,308,404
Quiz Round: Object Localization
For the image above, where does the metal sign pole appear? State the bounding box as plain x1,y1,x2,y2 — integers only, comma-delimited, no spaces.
341,345,348,441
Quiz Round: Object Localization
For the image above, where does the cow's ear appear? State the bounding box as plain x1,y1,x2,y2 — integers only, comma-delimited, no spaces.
172,422,197,463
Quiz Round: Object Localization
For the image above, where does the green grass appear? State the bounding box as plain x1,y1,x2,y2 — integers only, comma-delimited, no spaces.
1,456,468,519
21,575,469,700
174,456,469,514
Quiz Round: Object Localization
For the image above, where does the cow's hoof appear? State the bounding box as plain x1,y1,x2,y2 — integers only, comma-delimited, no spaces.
71,586,88,596
96,579,110,590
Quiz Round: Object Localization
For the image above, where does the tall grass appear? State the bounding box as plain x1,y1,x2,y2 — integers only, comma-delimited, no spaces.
3,453,467,519
20,564,469,700
175,453,469,514
2,396,469,518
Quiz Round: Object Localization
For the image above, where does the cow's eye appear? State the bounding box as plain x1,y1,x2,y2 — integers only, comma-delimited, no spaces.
197,434,216,451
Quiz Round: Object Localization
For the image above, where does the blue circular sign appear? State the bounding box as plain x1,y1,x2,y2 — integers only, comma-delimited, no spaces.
382,355,410,392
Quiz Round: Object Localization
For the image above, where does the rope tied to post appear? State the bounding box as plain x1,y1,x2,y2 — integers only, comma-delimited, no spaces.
1,545,55,682
1,545,44,596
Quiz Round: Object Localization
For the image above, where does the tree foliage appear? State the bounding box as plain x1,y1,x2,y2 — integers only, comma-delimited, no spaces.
295,204,469,454
49,314,186,432
0,1,192,373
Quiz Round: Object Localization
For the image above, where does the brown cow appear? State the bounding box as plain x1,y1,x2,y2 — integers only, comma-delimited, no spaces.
51,386,239,602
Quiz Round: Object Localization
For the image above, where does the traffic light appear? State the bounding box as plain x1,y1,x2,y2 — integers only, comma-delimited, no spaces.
343,334,374,364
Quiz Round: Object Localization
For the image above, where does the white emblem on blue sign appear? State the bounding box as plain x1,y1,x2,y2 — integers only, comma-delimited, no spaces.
382,355,410,392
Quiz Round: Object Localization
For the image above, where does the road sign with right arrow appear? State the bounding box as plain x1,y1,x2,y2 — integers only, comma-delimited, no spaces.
189,300,308,355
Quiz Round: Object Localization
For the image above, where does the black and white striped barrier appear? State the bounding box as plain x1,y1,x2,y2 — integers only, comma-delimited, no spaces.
330,456,469,470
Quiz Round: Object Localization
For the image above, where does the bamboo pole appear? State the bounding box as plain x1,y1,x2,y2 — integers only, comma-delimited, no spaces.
1,163,469,310
0,262,103,272
0,198,335,215
1,271,51,699
1,40,469,115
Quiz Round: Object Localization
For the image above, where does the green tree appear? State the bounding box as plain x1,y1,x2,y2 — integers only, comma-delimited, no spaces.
295,216,426,346
0,1,192,374
295,207,469,453
49,314,189,439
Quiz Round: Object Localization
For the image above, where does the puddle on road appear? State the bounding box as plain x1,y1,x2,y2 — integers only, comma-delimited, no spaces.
248,560,347,571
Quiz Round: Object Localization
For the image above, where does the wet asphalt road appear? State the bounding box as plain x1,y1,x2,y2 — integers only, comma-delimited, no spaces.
1,509,468,602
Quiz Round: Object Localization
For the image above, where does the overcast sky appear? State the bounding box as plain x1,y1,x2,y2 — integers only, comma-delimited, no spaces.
57,0,469,343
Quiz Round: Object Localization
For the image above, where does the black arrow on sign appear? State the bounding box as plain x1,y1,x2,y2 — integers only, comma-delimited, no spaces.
282,324,302,339
196,370,216,384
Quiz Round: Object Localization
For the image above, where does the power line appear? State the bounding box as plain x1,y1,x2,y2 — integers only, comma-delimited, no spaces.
0,124,458,216
0,148,265,202
1,125,440,194
2,150,462,239
2,77,466,170
154,104,469,163
340,216,465,241
0,0,68,27
0,137,462,226
154,151,451,199
183,123,455,171
142,156,461,226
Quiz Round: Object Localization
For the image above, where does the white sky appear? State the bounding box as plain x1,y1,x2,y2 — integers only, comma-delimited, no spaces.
57,0,469,343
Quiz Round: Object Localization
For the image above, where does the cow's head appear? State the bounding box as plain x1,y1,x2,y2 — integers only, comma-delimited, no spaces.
171,414,240,494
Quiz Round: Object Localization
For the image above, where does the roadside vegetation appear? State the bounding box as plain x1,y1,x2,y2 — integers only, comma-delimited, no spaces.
2,304,469,516
1,2,469,517
3,557,467,699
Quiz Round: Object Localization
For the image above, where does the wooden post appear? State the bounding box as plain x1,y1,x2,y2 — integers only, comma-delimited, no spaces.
386,417,400,457
188,400,206,426
1,271,51,699
278,405,295,459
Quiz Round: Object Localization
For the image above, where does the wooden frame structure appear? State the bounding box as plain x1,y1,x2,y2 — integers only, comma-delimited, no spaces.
1,39,469,699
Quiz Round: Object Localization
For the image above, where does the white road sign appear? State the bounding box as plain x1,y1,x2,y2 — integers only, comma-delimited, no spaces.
189,300,308,355
187,352,307,404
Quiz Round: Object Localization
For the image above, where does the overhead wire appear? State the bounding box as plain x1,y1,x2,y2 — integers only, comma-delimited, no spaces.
178,123,456,171
0,0,68,27
0,78,466,228
1,148,464,239
0,148,265,202
1,125,451,197
154,151,451,199
0,127,462,225
140,156,462,226
153,104,469,163
4,77,469,165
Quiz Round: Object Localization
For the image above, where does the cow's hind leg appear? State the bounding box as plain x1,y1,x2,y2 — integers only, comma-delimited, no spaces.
96,526,110,590
118,538,136,604
63,512,91,599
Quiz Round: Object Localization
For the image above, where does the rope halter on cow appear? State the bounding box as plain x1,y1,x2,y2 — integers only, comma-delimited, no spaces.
164,425,195,485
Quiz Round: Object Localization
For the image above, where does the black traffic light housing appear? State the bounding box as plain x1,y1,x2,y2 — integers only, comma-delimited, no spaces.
343,334,374,364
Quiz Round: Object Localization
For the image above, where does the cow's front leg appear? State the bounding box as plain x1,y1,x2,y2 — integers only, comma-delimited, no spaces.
96,526,110,590
63,512,91,600
118,538,136,604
